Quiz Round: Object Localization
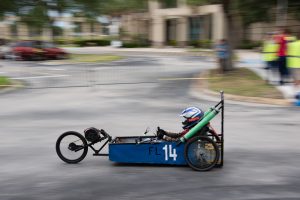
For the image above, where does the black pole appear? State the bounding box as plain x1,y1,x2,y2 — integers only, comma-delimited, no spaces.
221,91,224,167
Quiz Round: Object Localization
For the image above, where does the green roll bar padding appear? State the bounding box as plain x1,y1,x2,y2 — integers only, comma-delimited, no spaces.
203,107,213,118
180,109,219,142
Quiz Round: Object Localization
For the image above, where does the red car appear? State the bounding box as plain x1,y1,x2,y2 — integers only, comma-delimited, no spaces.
4,41,44,60
41,41,69,60
4,40,68,61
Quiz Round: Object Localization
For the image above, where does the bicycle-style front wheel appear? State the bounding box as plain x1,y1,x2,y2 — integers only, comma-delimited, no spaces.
184,136,219,171
56,131,88,164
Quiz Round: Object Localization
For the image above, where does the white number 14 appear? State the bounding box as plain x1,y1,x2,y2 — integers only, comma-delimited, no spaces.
162,145,177,161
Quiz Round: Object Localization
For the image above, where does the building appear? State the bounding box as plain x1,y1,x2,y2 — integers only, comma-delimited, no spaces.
0,14,107,41
121,0,226,47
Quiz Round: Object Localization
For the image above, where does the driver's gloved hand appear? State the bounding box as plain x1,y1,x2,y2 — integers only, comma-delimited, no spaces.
157,127,166,140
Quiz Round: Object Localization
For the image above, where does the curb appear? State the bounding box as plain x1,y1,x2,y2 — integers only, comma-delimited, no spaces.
39,50,216,66
38,57,131,66
190,71,292,107
64,47,216,57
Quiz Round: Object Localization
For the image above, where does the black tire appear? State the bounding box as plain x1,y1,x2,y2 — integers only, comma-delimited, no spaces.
184,136,219,171
56,131,88,164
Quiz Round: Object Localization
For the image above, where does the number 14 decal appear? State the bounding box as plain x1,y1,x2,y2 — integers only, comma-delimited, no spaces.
162,145,177,161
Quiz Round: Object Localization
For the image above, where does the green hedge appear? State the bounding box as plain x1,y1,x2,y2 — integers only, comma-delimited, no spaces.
53,38,70,45
237,40,262,49
73,39,111,47
122,42,151,48
167,40,177,46
188,40,212,48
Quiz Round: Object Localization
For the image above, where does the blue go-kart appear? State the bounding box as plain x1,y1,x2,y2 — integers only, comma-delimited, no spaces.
56,92,225,171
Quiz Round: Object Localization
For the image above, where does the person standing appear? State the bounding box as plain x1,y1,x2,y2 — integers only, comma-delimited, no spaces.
215,39,229,73
275,28,296,85
262,33,279,83
287,33,300,93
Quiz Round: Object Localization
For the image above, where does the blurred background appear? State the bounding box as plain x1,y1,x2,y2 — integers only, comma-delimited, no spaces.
0,0,299,50
1,1,300,200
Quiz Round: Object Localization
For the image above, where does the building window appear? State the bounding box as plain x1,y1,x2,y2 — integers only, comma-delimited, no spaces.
165,19,177,44
189,16,201,41
161,0,178,9
102,27,109,35
90,22,95,33
10,23,18,38
29,27,42,37
52,26,63,37
74,22,82,34
207,14,212,40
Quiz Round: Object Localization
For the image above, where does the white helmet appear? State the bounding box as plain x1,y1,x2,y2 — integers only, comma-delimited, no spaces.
180,107,204,129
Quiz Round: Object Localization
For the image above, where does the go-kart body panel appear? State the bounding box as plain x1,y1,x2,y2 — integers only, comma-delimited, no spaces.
109,136,187,165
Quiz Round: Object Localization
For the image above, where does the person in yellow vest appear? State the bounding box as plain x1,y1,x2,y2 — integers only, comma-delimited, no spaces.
262,33,279,83
275,28,296,85
287,35,300,88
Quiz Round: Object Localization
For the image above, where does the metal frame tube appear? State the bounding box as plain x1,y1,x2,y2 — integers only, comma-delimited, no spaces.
180,109,219,142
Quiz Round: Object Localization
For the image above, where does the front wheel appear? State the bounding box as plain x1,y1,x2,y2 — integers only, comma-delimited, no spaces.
184,136,219,171
56,131,88,164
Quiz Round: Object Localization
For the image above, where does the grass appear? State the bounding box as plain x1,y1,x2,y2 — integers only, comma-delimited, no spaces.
58,44,78,48
69,54,123,63
208,68,283,99
0,76,12,88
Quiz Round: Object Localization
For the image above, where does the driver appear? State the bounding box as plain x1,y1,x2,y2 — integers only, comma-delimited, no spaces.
157,106,205,141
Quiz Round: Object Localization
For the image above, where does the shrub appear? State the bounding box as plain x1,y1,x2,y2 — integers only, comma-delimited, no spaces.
188,40,212,48
167,40,177,46
122,42,151,48
238,40,262,49
121,33,151,48
53,38,69,45
73,39,111,47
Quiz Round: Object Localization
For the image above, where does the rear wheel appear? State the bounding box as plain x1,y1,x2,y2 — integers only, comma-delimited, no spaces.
184,136,219,171
56,131,88,164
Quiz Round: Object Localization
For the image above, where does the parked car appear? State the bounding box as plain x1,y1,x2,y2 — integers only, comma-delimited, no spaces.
0,39,10,59
1,40,68,61
2,41,44,61
41,41,68,60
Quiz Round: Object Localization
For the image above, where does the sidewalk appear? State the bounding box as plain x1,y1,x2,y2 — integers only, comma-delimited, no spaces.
236,50,296,101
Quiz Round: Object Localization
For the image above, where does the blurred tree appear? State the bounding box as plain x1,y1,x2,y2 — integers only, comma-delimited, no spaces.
0,0,17,19
76,0,148,17
237,0,276,41
187,0,236,71
3,0,71,39
186,0,286,72
19,1,50,34
288,0,300,21
1,0,148,40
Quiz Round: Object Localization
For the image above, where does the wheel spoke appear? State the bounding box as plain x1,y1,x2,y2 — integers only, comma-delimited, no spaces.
56,131,88,164
184,136,219,171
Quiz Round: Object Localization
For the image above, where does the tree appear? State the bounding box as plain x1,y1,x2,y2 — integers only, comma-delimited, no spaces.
1,0,148,40
70,0,147,18
0,0,16,19
3,0,72,39
186,0,283,72
186,0,236,71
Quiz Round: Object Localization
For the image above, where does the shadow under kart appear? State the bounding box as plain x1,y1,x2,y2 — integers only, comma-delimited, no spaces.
55,92,225,171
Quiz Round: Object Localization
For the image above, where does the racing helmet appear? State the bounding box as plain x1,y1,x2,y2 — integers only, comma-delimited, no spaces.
180,107,204,129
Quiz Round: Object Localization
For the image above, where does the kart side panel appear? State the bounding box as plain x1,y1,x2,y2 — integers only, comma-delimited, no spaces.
109,142,187,165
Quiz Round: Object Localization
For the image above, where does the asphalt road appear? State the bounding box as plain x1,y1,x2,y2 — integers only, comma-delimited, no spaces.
0,55,300,200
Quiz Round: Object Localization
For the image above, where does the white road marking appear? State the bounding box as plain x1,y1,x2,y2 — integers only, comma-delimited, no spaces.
158,77,218,81
45,67,66,71
39,61,68,65
12,74,70,80
0,72,6,74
